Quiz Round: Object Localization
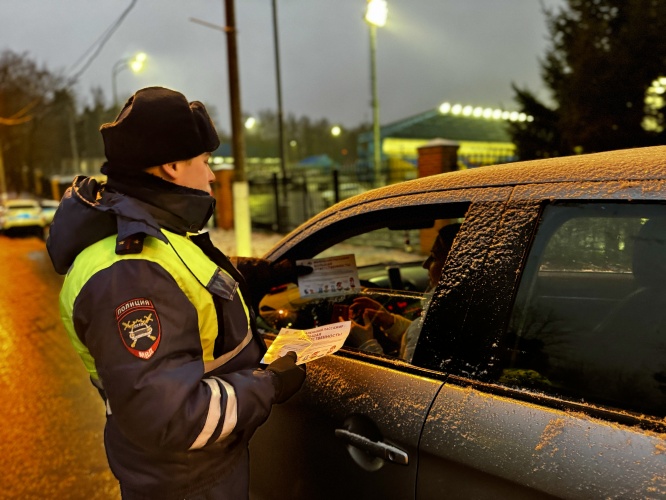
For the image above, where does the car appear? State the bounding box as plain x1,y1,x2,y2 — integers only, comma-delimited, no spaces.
249,145,666,499
39,199,60,226
0,198,45,237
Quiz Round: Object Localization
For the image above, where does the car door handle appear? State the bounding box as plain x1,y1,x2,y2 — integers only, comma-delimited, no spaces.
334,428,409,465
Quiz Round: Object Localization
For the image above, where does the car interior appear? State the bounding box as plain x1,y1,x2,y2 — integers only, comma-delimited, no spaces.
257,204,469,362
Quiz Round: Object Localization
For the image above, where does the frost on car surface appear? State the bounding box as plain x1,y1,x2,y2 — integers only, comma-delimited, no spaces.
250,146,666,500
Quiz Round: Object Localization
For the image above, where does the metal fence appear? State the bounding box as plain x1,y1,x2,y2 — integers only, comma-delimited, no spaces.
244,152,517,232
247,161,381,232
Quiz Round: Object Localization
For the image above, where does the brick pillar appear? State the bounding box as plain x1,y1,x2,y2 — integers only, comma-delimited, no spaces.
417,139,460,254
213,169,234,230
417,138,459,177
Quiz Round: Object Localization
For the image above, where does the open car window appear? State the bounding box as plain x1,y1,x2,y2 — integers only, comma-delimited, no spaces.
257,219,464,363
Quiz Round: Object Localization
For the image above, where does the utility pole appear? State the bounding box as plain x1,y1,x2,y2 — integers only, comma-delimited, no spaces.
0,137,7,201
191,2,252,255
223,0,252,256
271,0,288,233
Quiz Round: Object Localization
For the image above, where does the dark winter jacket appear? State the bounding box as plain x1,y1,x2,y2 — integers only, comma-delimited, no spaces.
47,173,277,499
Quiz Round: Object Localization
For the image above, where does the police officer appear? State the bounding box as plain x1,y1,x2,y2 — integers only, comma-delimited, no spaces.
47,86,306,499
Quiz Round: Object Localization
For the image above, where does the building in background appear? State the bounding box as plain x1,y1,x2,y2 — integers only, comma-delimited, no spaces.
357,102,531,183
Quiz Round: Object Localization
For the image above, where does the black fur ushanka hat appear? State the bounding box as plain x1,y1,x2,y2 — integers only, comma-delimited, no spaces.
100,86,220,175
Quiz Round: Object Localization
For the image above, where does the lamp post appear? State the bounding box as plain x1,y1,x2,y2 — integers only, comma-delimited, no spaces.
112,52,147,108
270,0,291,233
364,0,387,185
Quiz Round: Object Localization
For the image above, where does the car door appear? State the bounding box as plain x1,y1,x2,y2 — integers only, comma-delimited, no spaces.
415,181,666,498
249,189,511,499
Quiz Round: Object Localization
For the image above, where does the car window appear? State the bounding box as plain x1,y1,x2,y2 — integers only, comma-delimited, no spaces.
257,219,464,363
496,202,666,417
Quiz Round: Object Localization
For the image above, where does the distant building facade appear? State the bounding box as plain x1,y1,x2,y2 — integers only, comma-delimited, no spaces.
358,103,532,183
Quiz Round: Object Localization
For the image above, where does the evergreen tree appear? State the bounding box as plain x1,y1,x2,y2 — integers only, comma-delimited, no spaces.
510,0,666,159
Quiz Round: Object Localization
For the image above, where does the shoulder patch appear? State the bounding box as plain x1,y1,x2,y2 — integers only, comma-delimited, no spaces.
116,298,161,359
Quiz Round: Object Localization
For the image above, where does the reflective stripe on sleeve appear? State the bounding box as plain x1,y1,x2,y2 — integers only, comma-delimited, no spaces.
189,378,222,450
203,328,253,374
212,377,238,442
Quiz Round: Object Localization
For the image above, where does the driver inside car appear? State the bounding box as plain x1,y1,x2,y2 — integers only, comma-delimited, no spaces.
344,223,461,361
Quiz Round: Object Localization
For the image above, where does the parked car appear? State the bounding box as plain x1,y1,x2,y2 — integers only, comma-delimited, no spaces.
39,199,60,226
249,146,666,499
0,198,45,237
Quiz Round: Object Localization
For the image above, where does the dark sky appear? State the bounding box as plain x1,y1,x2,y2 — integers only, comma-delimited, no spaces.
1,0,565,133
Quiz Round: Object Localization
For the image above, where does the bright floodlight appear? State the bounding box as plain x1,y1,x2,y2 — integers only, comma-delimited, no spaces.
130,52,147,73
365,0,388,27
244,117,256,130
331,125,342,136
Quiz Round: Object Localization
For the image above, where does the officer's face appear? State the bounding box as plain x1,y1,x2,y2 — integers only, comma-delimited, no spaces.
172,153,215,194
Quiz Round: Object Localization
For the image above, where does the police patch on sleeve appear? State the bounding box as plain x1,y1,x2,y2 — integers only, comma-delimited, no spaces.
116,298,161,359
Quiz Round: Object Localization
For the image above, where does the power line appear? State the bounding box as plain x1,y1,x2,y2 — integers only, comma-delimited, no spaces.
68,0,138,81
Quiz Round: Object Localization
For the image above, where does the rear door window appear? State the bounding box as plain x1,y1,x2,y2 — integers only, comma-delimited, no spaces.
496,203,666,416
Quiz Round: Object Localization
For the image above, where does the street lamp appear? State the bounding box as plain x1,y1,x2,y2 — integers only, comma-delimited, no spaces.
365,0,387,185
112,52,147,108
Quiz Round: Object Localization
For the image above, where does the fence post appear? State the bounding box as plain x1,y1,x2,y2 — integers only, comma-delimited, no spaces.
332,169,340,204
272,172,282,232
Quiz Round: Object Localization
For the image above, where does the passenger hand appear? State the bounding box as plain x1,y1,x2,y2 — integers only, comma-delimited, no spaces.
345,312,375,347
350,297,395,330
266,351,306,404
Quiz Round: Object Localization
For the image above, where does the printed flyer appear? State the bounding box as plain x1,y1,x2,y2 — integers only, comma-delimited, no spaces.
296,254,360,298
261,321,352,365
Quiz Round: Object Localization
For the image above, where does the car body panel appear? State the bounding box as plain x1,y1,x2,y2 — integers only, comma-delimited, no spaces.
249,147,666,499
419,382,666,499
0,199,44,232
39,199,60,226
249,353,443,499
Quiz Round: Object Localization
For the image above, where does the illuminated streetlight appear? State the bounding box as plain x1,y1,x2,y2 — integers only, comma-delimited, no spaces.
365,0,387,184
244,116,257,130
112,52,147,108
331,125,342,137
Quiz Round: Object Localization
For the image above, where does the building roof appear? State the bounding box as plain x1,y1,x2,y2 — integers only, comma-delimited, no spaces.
360,109,514,144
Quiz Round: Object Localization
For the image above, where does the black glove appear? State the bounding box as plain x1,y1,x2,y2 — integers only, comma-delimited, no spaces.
271,258,314,284
266,351,306,404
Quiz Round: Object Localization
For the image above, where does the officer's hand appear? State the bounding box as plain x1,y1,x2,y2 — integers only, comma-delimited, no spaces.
266,351,306,404
271,258,313,284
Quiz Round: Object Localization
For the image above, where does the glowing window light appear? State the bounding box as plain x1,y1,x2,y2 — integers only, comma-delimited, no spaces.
451,104,463,115
462,105,473,116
